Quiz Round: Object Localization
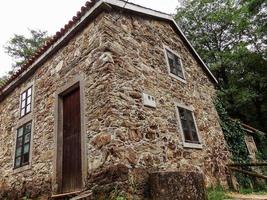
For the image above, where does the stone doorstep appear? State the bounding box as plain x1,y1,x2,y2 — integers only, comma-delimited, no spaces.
70,193,92,200
51,190,92,200
228,193,267,200
51,191,81,199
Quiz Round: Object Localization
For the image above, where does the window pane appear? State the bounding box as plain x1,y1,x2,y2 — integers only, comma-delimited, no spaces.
17,128,23,137
26,105,31,113
15,122,32,168
21,100,26,108
17,137,23,147
192,130,199,143
22,153,29,164
23,143,30,153
186,110,194,122
22,92,26,100
178,108,186,120
168,58,175,71
27,87,32,96
16,147,22,156
25,122,31,133
183,129,191,142
24,133,31,143
167,49,184,78
167,50,175,60
26,96,31,105
190,121,197,132
178,106,200,144
20,109,25,117
15,157,21,168
177,69,183,78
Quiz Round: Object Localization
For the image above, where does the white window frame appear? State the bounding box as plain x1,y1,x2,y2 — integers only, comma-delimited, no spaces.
13,81,35,173
175,102,203,149
164,45,186,83
19,83,34,118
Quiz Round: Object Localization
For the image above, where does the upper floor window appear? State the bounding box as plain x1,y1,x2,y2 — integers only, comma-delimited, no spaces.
176,105,202,148
14,121,32,168
165,47,185,82
20,87,32,117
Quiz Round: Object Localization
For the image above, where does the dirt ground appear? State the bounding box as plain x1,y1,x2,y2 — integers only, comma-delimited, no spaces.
228,193,267,200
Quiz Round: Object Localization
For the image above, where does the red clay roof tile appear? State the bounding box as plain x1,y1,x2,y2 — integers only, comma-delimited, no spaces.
0,0,99,92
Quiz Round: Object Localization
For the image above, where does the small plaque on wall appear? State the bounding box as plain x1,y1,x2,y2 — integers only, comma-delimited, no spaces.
143,93,156,108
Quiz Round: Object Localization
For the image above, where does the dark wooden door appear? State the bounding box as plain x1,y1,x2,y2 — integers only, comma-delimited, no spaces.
62,87,82,192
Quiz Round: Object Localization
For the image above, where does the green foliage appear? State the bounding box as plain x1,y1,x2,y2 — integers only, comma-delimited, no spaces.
109,186,127,200
215,99,255,187
4,29,49,73
176,0,267,133
215,99,250,163
207,185,231,200
254,131,267,160
239,184,267,194
0,77,4,86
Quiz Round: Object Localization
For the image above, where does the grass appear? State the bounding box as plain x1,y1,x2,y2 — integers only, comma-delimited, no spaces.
207,186,232,200
207,184,267,200
239,187,267,195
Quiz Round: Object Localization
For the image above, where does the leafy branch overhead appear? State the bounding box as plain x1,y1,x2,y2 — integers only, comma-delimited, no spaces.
176,0,267,133
4,29,50,72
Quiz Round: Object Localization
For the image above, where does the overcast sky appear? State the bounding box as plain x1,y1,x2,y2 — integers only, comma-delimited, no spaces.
0,0,179,76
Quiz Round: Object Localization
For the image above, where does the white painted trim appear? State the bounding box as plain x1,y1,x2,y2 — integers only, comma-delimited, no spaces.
12,81,35,173
163,45,186,83
18,81,34,118
103,0,173,19
174,102,203,150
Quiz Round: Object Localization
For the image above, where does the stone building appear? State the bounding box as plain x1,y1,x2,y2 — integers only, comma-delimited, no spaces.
241,123,264,161
0,0,230,199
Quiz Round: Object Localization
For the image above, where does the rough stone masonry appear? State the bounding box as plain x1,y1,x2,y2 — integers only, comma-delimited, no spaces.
0,6,230,199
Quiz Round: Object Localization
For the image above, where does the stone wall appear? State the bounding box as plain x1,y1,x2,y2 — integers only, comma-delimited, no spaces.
87,11,230,187
0,10,230,199
0,12,114,198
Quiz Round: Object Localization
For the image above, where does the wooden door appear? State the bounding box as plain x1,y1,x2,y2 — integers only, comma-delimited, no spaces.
62,87,82,192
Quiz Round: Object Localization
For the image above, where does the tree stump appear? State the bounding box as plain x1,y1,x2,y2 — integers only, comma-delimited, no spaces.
149,171,207,200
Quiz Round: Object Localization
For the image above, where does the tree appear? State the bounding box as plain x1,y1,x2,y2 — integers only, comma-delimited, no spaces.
0,77,5,86
176,0,267,132
4,29,49,73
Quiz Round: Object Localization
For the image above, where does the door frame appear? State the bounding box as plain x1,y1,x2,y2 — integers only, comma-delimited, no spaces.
53,75,87,194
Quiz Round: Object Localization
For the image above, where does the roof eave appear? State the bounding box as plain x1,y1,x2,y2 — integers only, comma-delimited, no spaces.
0,0,218,102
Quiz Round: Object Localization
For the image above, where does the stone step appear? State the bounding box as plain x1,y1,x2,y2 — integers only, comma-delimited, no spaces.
69,190,92,200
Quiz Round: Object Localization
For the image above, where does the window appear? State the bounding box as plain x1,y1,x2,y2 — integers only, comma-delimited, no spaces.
177,106,200,145
14,121,32,168
20,87,32,117
165,48,185,80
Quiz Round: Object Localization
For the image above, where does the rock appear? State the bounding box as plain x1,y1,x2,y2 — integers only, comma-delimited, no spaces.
90,164,129,185
91,133,112,149
149,171,207,200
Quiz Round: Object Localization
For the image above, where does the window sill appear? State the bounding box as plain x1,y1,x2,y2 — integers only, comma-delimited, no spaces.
12,164,31,174
169,73,187,84
183,142,203,149
17,113,33,127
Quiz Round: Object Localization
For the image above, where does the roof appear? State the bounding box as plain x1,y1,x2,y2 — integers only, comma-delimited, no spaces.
0,0,218,102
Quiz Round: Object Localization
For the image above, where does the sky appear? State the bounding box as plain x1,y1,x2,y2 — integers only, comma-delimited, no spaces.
0,0,179,76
